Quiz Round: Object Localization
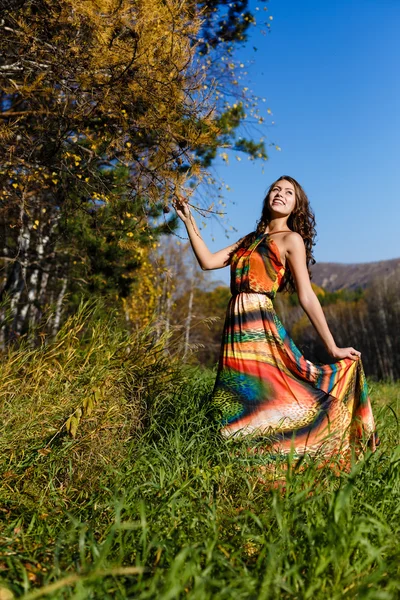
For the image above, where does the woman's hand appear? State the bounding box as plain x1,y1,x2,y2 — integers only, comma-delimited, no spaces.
328,345,361,361
173,196,191,224
170,197,238,270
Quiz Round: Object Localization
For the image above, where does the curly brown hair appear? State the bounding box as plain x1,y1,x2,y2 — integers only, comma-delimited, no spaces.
238,175,317,293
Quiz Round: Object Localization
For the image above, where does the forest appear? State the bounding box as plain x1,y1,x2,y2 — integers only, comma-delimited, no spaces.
0,0,399,598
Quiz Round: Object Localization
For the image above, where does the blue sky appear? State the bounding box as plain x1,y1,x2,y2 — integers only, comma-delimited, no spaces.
183,0,400,284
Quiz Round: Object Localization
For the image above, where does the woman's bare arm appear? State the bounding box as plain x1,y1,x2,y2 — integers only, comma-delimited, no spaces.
174,198,239,270
284,233,361,361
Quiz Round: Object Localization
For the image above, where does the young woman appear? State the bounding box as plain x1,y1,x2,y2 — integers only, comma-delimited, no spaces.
174,175,378,458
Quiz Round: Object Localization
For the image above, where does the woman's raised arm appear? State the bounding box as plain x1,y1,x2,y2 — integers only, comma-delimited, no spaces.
174,198,239,271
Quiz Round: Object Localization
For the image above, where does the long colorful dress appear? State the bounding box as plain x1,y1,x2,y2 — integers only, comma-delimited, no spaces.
211,233,378,457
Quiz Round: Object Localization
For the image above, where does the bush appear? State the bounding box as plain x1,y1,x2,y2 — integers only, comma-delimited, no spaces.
0,302,181,510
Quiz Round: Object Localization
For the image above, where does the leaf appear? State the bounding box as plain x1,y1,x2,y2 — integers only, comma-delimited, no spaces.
0,587,15,600
333,483,353,524
69,416,79,438
65,415,73,434
65,409,82,437
82,397,93,416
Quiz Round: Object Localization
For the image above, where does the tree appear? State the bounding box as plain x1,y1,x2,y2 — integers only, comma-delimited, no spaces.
0,0,270,342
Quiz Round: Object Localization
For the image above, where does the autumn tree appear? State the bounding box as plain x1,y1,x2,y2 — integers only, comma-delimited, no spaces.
0,0,270,342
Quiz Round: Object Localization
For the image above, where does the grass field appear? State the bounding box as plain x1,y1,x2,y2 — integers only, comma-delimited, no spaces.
0,306,399,599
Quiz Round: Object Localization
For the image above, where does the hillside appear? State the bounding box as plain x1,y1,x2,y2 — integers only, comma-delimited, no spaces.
311,257,400,291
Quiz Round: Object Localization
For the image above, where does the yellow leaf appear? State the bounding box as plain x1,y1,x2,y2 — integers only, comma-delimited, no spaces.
69,416,79,438
83,397,93,416
65,415,73,433
0,586,15,600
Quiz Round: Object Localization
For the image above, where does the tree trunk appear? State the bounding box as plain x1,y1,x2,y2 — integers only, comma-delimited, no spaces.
183,270,194,360
8,205,31,338
52,277,68,337
14,226,51,333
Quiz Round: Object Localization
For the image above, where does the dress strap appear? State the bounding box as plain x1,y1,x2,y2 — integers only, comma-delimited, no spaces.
265,230,292,236
248,232,267,253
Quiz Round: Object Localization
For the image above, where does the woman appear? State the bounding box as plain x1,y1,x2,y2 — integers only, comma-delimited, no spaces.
174,175,378,459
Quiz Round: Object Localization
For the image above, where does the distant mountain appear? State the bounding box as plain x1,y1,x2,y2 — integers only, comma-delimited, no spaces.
311,258,400,292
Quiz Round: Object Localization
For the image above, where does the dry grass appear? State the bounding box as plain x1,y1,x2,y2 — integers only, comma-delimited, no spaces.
0,302,179,507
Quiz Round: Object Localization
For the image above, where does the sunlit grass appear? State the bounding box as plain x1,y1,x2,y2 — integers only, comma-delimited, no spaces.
0,305,399,599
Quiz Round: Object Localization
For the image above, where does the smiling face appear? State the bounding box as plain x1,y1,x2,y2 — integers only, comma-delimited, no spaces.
254,174,316,293
268,179,296,217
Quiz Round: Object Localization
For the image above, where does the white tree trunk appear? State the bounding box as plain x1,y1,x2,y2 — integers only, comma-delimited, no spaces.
52,277,68,337
16,228,50,332
9,205,31,332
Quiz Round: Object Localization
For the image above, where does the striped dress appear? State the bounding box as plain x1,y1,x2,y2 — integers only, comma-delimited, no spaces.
211,233,378,457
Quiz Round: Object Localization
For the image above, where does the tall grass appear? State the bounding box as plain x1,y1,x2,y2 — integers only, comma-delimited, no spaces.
0,305,399,599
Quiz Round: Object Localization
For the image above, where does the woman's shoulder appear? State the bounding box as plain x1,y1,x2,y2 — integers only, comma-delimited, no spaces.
285,231,304,242
284,231,306,253
270,230,304,243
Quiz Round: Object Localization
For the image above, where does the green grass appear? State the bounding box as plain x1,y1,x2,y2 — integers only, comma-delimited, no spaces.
0,305,399,599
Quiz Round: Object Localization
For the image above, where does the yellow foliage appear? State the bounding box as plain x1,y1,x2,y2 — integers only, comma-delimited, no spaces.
122,249,167,329
291,314,310,341
1,0,213,206
311,283,325,296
